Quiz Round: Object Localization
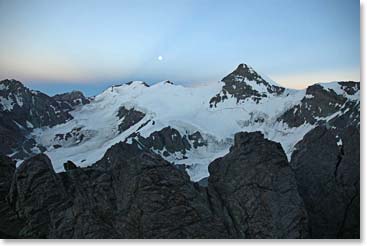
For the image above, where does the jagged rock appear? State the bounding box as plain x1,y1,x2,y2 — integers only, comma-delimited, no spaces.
7,131,361,239
0,79,73,128
63,160,78,170
4,142,228,238
338,81,360,95
131,126,192,155
188,131,207,148
290,126,360,238
53,90,90,111
209,64,285,107
0,155,25,238
0,79,73,158
8,154,69,238
328,100,360,128
117,106,145,133
125,81,149,87
207,131,309,238
278,83,354,127
95,142,228,238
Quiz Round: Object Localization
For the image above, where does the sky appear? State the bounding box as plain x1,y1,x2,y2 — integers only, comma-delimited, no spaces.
0,0,360,96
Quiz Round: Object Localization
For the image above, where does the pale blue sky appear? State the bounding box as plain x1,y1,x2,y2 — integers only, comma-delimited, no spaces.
0,0,360,96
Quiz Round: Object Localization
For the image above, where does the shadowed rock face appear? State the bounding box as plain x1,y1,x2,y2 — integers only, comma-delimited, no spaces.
278,82,359,128
129,126,192,156
117,106,146,133
0,155,25,238
207,132,309,239
290,126,360,238
94,143,228,239
8,154,68,238
0,79,73,159
4,143,228,238
1,132,312,239
53,90,90,111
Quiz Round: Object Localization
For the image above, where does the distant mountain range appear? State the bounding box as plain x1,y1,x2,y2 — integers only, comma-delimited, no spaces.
0,63,360,238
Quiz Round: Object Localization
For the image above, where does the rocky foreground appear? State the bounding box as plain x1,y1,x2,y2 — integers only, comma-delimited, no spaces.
0,130,359,239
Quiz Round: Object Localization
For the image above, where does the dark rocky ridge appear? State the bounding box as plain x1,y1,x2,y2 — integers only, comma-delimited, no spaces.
0,79,73,159
278,82,359,128
53,90,90,111
0,155,25,238
290,125,360,238
117,106,146,133
126,127,208,158
210,64,285,107
208,132,308,238
1,132,314,238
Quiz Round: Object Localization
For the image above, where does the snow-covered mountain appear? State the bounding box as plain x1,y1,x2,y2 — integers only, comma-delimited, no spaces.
0,64,360,181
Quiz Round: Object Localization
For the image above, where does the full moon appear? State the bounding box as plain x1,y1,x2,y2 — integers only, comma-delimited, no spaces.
157,56,163,61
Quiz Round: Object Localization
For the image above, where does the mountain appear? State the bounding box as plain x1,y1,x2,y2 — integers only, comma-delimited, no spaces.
6,64,356,181
0,64,360,238
0,79,74,159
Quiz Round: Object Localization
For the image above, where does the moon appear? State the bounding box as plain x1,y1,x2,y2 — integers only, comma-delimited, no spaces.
157,56,163,61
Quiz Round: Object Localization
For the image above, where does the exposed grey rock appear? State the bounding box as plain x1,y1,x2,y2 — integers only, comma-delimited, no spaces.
53,90,90,111
328,100,360,128
4,142,228,238
8,154,68,238
209,64,285,107
117,106,145,133
0,79,73,159
207,131,309,238
94,142,228,238
125,81,149,87
278,82,357,127
129,126,192,156
290,125,360,238
338,81,360,95
0,155,25,238
188,131,207,148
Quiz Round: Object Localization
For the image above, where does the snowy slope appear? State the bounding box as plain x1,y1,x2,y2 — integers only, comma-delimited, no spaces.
29,65,360,181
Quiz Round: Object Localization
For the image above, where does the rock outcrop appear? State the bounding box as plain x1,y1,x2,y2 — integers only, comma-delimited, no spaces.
117,106,146,133
278,82,359,127
3,143,228,238
0,79,73,159
0,155,25,238
128,126,192,157
207,132,309,238
0,132,315,239
53,90,90,111
290,126,360,238
209,64,285,107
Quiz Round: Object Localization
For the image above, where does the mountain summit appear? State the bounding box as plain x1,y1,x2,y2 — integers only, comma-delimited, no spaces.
209,64,285,107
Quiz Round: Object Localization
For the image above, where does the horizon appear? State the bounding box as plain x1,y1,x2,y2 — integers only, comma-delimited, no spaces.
0,62,361,97
0,0,360,96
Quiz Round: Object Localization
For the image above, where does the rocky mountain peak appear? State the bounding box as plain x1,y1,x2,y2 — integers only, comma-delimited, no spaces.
0,79,26,91
125,81,149,87
227,63,258,79
53,90,90,109
209,64,285,107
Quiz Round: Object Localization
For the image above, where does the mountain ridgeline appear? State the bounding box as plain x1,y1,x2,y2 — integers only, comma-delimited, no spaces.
0,64,360,238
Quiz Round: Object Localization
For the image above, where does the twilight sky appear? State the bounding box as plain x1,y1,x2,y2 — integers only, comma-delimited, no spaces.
0,0,360,96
